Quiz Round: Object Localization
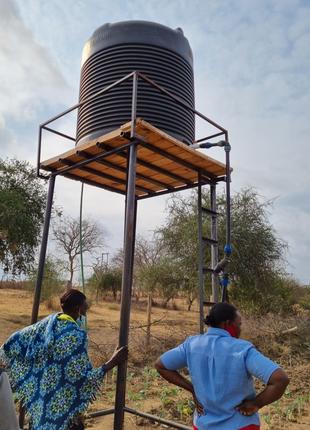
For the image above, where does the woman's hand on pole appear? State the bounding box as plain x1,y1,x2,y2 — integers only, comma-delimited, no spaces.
105,346,128,371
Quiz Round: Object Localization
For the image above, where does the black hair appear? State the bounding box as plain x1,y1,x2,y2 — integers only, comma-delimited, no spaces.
60,289,86,313
204,303,237,327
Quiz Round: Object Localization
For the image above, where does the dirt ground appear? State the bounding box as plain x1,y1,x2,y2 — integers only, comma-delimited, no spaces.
0,288,309,430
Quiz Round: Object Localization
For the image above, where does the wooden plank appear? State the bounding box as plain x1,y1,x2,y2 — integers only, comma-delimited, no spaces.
85,160,168,191
132,133,224,180
91,143,184,187
135,132,224,177
135,119,227,172
136,150,192,175
41,118,229,192
64,160,169,194
62,160,158,194
99,142,193,185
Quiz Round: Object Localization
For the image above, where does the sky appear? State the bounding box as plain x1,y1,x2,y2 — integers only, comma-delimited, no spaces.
0,0,309,283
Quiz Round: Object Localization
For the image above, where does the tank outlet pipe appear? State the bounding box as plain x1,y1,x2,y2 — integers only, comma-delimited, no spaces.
190,140,227,149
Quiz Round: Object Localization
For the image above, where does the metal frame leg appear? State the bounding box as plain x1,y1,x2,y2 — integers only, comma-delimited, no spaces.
31,174,56,324
221,138,231,302
197,174,204,334
210,183,219,302
224,137,231,249
114,143,137,430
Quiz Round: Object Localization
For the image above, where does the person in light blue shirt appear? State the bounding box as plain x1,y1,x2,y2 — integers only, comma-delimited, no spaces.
155,303,289,430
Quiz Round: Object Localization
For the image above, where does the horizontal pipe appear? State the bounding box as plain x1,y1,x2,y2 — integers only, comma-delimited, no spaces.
215,176,226,182
37,173,50,180
137,173,225,201
42,126,76,142
137,72,227,133
124,407,191,430
195,131,225,143
41,71,135,127
87,408,115,418
137,181,202,200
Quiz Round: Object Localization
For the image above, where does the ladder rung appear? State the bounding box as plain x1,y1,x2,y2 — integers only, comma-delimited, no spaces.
201,207,218,216
202,236,218,245
202,266,214,274
203,301,216,306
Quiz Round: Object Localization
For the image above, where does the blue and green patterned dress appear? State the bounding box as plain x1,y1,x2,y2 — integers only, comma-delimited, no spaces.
0,314,106,430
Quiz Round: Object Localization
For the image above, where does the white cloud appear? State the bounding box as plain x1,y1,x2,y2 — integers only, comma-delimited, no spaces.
0,1,69,120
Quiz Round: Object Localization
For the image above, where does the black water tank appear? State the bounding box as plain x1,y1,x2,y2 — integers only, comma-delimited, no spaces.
76,20,195,145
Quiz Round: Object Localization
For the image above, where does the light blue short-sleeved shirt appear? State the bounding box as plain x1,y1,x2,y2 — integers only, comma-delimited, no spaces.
160,327,279,430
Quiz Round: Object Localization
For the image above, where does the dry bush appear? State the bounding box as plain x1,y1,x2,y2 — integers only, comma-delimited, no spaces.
107,303,120,311
0,280,25,290
45,296,61,312
242,313,310,366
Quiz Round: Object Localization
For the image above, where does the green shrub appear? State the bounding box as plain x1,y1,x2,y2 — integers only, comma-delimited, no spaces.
26,256,65,302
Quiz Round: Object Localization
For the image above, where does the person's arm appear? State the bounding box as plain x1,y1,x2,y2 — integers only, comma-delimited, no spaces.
104,346,128,371
236,346,289,416
155,358,204,415
155,358,194,393
236,368,289,415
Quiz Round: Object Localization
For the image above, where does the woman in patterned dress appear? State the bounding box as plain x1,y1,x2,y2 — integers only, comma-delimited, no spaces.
0,289,127,430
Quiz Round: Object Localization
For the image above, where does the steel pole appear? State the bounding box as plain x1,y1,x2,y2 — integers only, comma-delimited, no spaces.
113,143,137,429
210,183,219,302
30,175,56,324
79,183,85,293
124,407,191,430
221,134,231,302
197,174,204,334
114,73,138,430
225,137,231,247
36,126,42,177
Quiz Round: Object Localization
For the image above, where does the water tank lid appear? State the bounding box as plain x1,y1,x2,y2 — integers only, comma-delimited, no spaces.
81,20,193,67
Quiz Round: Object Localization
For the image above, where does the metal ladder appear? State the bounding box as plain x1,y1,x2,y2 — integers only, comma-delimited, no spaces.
197,176,219,334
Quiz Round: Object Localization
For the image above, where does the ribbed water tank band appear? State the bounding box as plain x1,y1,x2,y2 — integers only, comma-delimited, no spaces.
77,115,195,136
80,63,193,90
81,48,193,74
79,47,193,92
78,89,194,115
79,56,193,94
77,104,195,131
81,44,192,70
77,104,195,128
79,74,194,97
79,82,194,106
77,34,195,145
80,61,193,84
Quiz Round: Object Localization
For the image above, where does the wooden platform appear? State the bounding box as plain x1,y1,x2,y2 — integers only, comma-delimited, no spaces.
41,119,228,198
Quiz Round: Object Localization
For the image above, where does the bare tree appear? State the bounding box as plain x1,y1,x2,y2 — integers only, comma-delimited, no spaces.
135,235,164,347
53,216,105,289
